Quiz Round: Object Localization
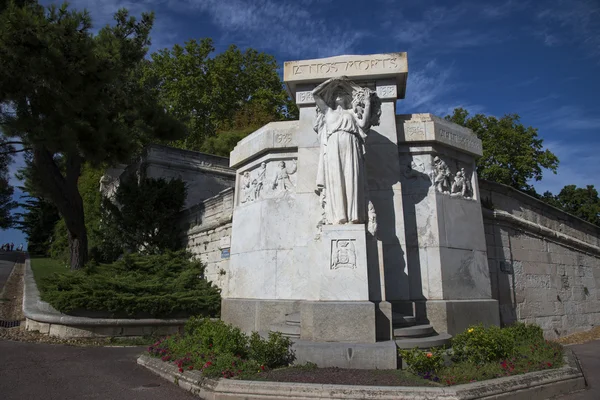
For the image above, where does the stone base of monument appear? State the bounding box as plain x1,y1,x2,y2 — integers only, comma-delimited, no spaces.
415,299,501,335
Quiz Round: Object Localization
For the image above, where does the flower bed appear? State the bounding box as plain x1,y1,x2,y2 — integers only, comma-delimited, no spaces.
399,323,564,385
147,317,295,379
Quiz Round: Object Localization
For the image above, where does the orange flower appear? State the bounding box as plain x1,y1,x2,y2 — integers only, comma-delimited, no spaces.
426,352,433,358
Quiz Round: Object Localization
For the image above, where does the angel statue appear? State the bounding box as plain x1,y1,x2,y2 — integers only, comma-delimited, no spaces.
312,76,381,226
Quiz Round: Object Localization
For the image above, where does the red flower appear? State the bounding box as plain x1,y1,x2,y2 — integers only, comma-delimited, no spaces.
188,366,194,370
178,368,183,373
547,362,552,367
260,365,265,371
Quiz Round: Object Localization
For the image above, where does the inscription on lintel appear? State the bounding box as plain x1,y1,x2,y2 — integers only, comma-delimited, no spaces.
292,57,400,76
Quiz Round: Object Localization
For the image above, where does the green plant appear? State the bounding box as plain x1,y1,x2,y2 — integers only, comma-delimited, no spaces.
398,347,445,374
185,317,248,356
40,251,221,317
451,324,515,364
248,331,295,368
504,322,544,344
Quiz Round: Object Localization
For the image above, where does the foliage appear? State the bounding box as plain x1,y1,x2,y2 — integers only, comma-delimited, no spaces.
14,196,59,255
142,38,297,152
542,185,600,226
102,176,187,255
49,164,121,263
0,1,184,269
248,331,295,368
147,318,295,379
39,251,221,317
399,323,564,386
398,347,445,375
451,324,515,364
446,108,559,194
30,257,68,289
0,134,18,229
200,127,256,157
436,339,563,385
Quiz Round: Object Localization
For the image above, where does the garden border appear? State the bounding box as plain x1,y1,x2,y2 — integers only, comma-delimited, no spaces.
22,258,187,338
137,349,587,400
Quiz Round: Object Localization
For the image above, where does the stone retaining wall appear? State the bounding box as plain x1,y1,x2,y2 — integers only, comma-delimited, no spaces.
178,188,234,290
481,180,600,338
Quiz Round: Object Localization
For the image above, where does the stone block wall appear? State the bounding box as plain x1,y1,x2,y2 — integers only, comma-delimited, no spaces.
178,188,234,290
481,180,600,338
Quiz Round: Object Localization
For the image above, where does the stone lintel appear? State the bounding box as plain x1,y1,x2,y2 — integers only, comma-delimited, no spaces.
284,53,408,101
397,113,483,157
229,121,299,168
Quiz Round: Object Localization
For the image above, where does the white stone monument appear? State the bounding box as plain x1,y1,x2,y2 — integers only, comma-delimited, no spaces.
222,53,499,369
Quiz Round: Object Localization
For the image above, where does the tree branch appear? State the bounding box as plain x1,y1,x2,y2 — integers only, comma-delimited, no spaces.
0,141,27,147
0,147,32,155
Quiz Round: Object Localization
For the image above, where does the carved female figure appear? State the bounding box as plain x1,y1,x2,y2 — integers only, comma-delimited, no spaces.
312,77,381,225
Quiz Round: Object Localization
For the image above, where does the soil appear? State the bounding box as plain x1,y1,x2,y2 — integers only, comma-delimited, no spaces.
254,367,438,387
555,326,600,345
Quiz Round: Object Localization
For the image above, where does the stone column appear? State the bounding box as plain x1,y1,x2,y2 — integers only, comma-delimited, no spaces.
397,113,500,334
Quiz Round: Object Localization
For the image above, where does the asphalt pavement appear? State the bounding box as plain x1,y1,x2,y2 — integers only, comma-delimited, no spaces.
0,251,23,295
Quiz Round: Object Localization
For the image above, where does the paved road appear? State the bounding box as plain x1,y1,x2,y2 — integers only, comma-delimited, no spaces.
555,341,600,400
0,341,196,400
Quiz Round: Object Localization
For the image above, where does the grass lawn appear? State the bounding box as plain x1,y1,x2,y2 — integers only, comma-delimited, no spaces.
30,257,69,293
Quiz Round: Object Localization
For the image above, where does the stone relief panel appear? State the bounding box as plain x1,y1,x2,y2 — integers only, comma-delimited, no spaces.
239,159,297,205
429,155,474,200
331,239,357,270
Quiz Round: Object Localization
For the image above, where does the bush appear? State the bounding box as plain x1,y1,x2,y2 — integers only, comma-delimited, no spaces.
248,331,294,368
451,324,515,364
147,319,295,379
504,322,544,344
41,251,221,318
398,347,445,375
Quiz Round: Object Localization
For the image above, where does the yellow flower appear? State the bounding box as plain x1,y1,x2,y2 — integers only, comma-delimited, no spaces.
468,328,474,333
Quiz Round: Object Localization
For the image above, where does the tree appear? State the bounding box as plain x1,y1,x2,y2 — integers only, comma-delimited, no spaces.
142,38,297,152
102,176,187,255
0,2,184,269
0,135,17,229
446,108,559,194
542,185,600,226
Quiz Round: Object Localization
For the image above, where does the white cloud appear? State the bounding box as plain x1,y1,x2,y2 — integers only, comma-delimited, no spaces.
534,0,600,60
397,59,485,117
533,140,600,194
173,0,365,57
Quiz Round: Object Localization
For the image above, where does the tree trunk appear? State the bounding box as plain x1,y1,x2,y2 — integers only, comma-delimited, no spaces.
33,147,88,270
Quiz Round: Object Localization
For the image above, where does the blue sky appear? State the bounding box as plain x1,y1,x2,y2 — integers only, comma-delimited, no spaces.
2,0,600,245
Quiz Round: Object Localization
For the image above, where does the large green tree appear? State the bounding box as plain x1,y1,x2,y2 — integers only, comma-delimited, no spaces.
0,2,184,269
143,38,297,152
542,185,600,226
0,136,17,229
446,108,559,194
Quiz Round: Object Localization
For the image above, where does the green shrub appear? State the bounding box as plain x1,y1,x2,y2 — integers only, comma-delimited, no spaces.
504,322,544,344
147,319,295,379
248,331,294,368
41,251,221,318
185,317,248,356
451,324,515,364
398,347,445,374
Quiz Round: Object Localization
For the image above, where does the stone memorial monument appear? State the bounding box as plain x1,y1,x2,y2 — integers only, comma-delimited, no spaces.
221,53,499,369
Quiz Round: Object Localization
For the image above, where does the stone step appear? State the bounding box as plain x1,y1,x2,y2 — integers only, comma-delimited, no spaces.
269,323,301,338
395,333,452,349
392,313,416,327
393,324,435,338
285,312,301,326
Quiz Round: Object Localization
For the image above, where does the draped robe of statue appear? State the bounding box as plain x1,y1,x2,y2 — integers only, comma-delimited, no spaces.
320,107,367,224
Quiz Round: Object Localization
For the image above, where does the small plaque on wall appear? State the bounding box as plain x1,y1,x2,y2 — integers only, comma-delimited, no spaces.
221,248,230,259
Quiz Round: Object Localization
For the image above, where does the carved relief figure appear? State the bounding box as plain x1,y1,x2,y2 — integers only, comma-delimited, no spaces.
432,156,451,193
451,168,473,199
253,162,267,199
240,171,253,203
312,76,381,225
331,239,357,270
272,161,296,192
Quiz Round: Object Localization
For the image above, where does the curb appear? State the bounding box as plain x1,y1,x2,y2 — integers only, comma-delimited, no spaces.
137,350,587,400
22,258,187,337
